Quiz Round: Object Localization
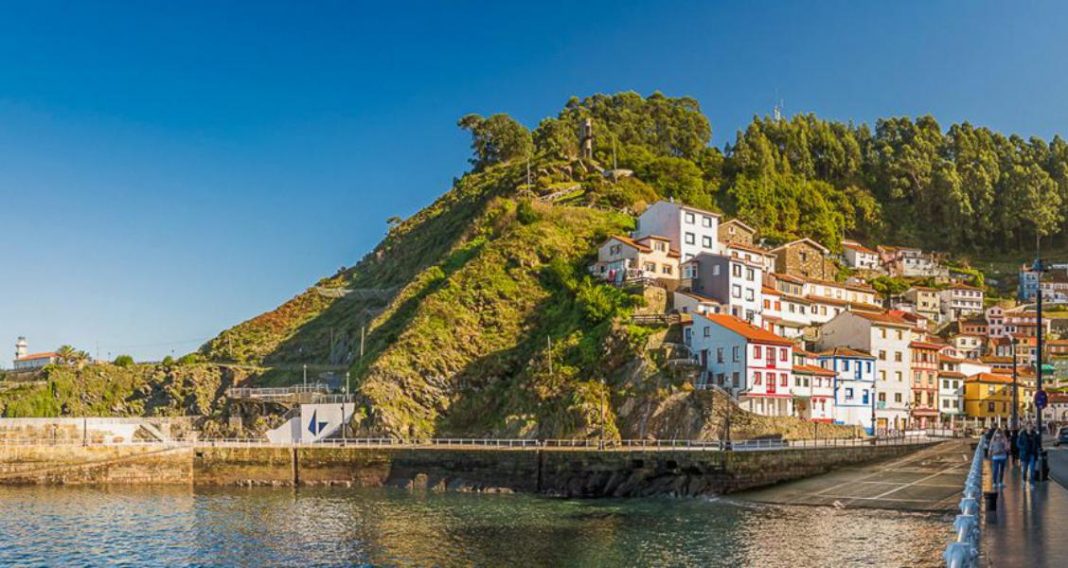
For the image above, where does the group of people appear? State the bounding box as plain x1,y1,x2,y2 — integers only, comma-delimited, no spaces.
985,425,1043,488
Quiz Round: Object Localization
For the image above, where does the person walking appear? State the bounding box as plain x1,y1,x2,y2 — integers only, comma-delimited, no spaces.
1018,425,1036,485
989,429,1010,489
1009,428,1019,466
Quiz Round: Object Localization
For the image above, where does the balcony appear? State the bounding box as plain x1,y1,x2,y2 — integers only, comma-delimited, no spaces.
876,401,887,409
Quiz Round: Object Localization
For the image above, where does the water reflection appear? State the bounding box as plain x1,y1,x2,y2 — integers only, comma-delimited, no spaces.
0,486,950,567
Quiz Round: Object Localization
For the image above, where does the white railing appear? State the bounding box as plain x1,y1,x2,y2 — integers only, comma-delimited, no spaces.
943,437,986,568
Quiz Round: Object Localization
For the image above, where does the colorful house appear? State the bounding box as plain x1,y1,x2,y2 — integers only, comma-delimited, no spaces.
817,347,877,432
818,310,914,431
792,350,838,423
687,313,795,417
909,340,941,428
592,235,679,283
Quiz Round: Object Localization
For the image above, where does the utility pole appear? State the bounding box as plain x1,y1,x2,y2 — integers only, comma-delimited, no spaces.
871,373,878,444
599,378,606,450
303,364,307,389
360,325,366,361
1012,341,1018,430
343,371,350,439
547,336,553,376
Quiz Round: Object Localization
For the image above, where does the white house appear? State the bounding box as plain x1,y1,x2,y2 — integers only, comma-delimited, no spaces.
687,313,795,417
817,347,877,432
940,284,984,321
792,350,838,423
682,252,764,325
818,311,914,431
12,337,58,371
634,200,720,262
592,235,679,283
937,354,966,425
841,240,881,271
761,286,810,339
673,290,723,316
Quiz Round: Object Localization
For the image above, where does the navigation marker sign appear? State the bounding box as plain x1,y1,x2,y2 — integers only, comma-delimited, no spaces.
308,410,329,436
1036,390,1048,410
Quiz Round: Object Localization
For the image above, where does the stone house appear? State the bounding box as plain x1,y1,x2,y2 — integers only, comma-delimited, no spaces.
770,238,836,281
718,218,757,248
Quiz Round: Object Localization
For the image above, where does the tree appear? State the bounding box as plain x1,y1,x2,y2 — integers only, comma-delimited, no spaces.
458,113,533,169
113,354,134,368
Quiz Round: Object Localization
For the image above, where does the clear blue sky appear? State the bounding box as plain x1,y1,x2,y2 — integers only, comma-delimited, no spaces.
3,0,1068,364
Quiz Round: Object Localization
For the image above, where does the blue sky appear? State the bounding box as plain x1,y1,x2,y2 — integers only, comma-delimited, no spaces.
3,1,1068,363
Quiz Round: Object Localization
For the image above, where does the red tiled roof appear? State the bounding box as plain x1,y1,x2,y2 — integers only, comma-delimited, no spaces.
966,372,1014,384
699,314,794,346
725,241,774,257
15,352,58,361
910,341,944,350
794,363,837,377
817,347,875,359
851,311,915,328
938,371,967,378
607,234,651,253
842,241,878,255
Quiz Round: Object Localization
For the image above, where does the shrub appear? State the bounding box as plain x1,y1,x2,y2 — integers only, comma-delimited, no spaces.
113,355,134,368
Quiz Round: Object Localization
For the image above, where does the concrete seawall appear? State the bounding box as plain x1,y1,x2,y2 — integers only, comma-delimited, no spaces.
0,442,936,496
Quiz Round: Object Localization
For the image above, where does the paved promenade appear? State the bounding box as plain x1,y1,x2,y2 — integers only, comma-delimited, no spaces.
738,439,970,512
981,444,1068,567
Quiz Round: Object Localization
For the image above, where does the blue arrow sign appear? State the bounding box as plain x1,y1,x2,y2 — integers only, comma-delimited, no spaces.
307,410,329,436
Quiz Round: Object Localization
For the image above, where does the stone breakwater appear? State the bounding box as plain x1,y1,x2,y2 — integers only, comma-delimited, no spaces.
0,442,936,497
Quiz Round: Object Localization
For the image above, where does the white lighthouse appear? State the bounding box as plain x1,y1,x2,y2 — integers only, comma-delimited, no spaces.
15,336,27,360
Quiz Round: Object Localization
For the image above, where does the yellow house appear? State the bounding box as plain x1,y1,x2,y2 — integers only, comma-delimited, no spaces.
964,373,1015,425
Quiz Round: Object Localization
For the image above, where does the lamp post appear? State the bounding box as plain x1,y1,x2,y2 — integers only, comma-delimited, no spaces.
599,378,606,450
1033,245,1049,481
871,374,878,444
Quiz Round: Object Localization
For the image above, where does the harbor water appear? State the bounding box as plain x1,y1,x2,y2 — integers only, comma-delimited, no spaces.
0,485,950,566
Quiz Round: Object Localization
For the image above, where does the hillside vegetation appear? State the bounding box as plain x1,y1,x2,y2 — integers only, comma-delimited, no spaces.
10,91,1061,440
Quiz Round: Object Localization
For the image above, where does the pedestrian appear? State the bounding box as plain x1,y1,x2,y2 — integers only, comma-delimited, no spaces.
1018,425,1036,484
1009,428,1019,466
989,429,1009,488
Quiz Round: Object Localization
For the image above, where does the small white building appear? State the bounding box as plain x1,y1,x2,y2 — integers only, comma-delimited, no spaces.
634,200,720,262
12,337,58,371
940,284,984,321
937,355,966,425
592,235,679,283
841,240,881,271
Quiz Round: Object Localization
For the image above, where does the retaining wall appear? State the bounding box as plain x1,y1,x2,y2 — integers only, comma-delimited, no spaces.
0,442,936,496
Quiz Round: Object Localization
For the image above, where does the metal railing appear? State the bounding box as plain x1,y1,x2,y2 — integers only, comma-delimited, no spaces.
944,437,986,568
0,433,936,451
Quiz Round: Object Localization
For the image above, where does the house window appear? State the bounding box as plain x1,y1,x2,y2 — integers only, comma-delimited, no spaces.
843,360,850,371
780,349,787,362
895,371,902,382
609,244,622,255
717,348,724,363
754,371,762,385
654,241,666,252
894,352,902,362
732,346,740,362
879,370,886,381
685,212,695,224
780,373,788,386
878,350,886,360
732,371,740,387
685,232,695,245
754,345,762,359
732,264,742,277
732,285,742,298
745,288,754,301
703,327,711,337
988,401,995,412
895,393,903,403
702,216,713,228
702,236,713,249
661,265,673,275
845,388,854,400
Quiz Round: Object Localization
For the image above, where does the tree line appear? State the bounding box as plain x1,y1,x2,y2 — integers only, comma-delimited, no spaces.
458,92,1068,254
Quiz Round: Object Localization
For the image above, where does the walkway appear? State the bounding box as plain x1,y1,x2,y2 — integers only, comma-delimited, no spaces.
738,439,971,512
982,445,1068,567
